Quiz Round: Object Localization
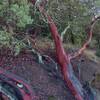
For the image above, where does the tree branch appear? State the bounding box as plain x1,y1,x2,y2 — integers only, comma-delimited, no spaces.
69,16,100,60
31,0,99,100
35,2,84,100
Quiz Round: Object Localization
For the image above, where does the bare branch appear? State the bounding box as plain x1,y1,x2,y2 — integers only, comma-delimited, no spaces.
61,24,70,41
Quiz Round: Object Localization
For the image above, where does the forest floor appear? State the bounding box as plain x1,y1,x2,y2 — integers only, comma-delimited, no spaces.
0,37,100,100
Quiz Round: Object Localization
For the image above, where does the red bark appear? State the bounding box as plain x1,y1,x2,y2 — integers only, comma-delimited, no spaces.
0,68,38,100
70,16,100,60
0,0,99,100
38,5,84,100
36,2,100,100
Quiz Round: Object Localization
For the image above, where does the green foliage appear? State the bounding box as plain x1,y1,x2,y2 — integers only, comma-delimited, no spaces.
0,0,33,55
47,0,94,45
0,30,26,55
32,9,50,37
0,30,12,47
0,0,33,29
13,40,26,56
96,49,100,57
0,0,99,55
9,4,33,28
95,0,100,7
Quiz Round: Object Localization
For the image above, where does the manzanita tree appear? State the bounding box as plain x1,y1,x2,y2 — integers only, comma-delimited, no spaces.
47,0,90,45
0,0,100,100
32,0,100,100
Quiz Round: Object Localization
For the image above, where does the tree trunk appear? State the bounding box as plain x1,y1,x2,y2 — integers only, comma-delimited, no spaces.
31,1,100,100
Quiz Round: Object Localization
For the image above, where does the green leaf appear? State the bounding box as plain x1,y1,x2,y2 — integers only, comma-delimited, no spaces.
14,41,26,56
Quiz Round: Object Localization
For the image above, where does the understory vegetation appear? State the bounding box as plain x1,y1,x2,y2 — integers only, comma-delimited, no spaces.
0,0,100,100
0,0,100,56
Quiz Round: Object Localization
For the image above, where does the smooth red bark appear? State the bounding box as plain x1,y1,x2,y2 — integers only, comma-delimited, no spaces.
0,0,99,100
38,5,84,100
0,68,38,100
37,2,100,99
70,16,100,60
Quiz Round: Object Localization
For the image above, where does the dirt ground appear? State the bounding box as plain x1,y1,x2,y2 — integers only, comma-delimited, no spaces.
0,43,100,100
0,48,74,100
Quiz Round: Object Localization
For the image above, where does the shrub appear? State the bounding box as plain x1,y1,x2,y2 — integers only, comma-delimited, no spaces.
0,0,33,55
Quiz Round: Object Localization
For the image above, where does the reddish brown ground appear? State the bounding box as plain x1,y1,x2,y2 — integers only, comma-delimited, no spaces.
0,39,100,100
0,49,74,100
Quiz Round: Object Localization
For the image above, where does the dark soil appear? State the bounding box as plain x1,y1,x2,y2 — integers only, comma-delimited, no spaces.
0,48,74,100
0,47,100,100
